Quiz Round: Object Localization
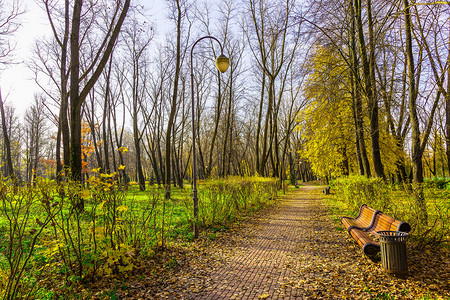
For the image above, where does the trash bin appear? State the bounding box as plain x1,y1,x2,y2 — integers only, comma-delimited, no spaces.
377,231,409,276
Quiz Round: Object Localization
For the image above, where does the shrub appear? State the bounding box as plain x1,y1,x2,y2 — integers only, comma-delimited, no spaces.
330,175,449,248
199,176,278,226
0,174,281,297
331,175,391,213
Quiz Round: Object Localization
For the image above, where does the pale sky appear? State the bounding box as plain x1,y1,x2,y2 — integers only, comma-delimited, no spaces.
0,0,49,116
0,0,167,117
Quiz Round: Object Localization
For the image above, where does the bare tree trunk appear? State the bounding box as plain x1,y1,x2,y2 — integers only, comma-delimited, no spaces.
355,0,384,178
102,60,113,174
132,70,145,190
366,0,384,178
206,71,223,178
403,0,427,225
165,0,182,199
348,0,370,176
222,66,233,177
69,0,130,181
259,78,274,176
447,84,450,172
69,0,82,180
85,92,103,171
255,74,265,174
0,89,14,179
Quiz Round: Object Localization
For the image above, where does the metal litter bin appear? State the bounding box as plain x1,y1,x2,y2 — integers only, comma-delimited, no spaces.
377,231,409,275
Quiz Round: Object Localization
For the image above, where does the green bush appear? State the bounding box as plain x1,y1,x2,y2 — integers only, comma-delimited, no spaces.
0,175,280,297
329,175,449,249
423,178,449,190
331,175,391,213
199,176,278,226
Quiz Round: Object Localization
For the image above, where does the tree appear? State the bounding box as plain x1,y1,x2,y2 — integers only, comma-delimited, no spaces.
0,0,23,66
69,0,130,181
403,0,441,225
300,46,356,177
0,0,22,179
40,0,71,182
353,0,385,178
0,89,14,178
24,95,48,184
412,2,450,174
246,0,300,176
122,14,153,191
165,0,184,198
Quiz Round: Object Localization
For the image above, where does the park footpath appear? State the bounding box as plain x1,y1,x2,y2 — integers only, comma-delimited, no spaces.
199,185,351,299
195,185,449,300
117,185,449,299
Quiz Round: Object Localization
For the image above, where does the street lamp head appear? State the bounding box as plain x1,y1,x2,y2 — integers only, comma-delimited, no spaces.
215,54,229,73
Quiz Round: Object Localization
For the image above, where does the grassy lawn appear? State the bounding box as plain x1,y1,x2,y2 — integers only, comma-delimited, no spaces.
0,176,279,299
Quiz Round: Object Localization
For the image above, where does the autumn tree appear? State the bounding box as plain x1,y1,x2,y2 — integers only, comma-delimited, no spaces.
403,0,443,225
300,47,356,177
164,0,185,198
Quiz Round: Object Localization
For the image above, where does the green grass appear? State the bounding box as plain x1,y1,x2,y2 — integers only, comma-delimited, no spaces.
0,175,280,298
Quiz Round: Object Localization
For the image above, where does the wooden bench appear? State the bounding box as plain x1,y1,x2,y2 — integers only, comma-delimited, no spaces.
341,204,380,231
341,205,411,257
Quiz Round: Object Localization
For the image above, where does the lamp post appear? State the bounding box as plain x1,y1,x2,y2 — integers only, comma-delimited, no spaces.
191,36,229,238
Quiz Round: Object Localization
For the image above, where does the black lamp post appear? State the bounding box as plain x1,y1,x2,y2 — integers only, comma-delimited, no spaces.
190,36,229,238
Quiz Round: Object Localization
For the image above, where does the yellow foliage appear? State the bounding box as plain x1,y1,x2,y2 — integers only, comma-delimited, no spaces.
298,46,355,177
117,147,128,153
116,205,128,212
299,45,403,177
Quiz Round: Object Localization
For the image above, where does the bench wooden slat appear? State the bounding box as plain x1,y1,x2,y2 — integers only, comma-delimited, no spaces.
340,204,380,232
341,204,411,257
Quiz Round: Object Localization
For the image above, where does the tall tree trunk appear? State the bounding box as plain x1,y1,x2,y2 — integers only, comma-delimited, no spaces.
349,0,371,176
206,71,223,178
222,66,233,177
447,89,450,172
47,0,70,182
132,67,145,190
366,0,384,178
259,78,274,175
351,81,365,176
0,89,14,179
102,60,113,174
69,0,130,181
446,31,450,173
86,94,103,171
69,0,82,181
255,73,265,174
355,0,383,178
403,0,427,225
165,0,182,199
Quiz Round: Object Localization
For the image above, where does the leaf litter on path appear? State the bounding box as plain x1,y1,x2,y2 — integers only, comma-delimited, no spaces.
81,186,449,299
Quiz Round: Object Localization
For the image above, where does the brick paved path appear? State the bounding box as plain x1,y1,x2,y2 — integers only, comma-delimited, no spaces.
119,184,449,299
200,185,336,299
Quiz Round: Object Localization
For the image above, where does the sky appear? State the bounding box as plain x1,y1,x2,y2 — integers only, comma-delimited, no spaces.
0,0,167,117
0,0,49,116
